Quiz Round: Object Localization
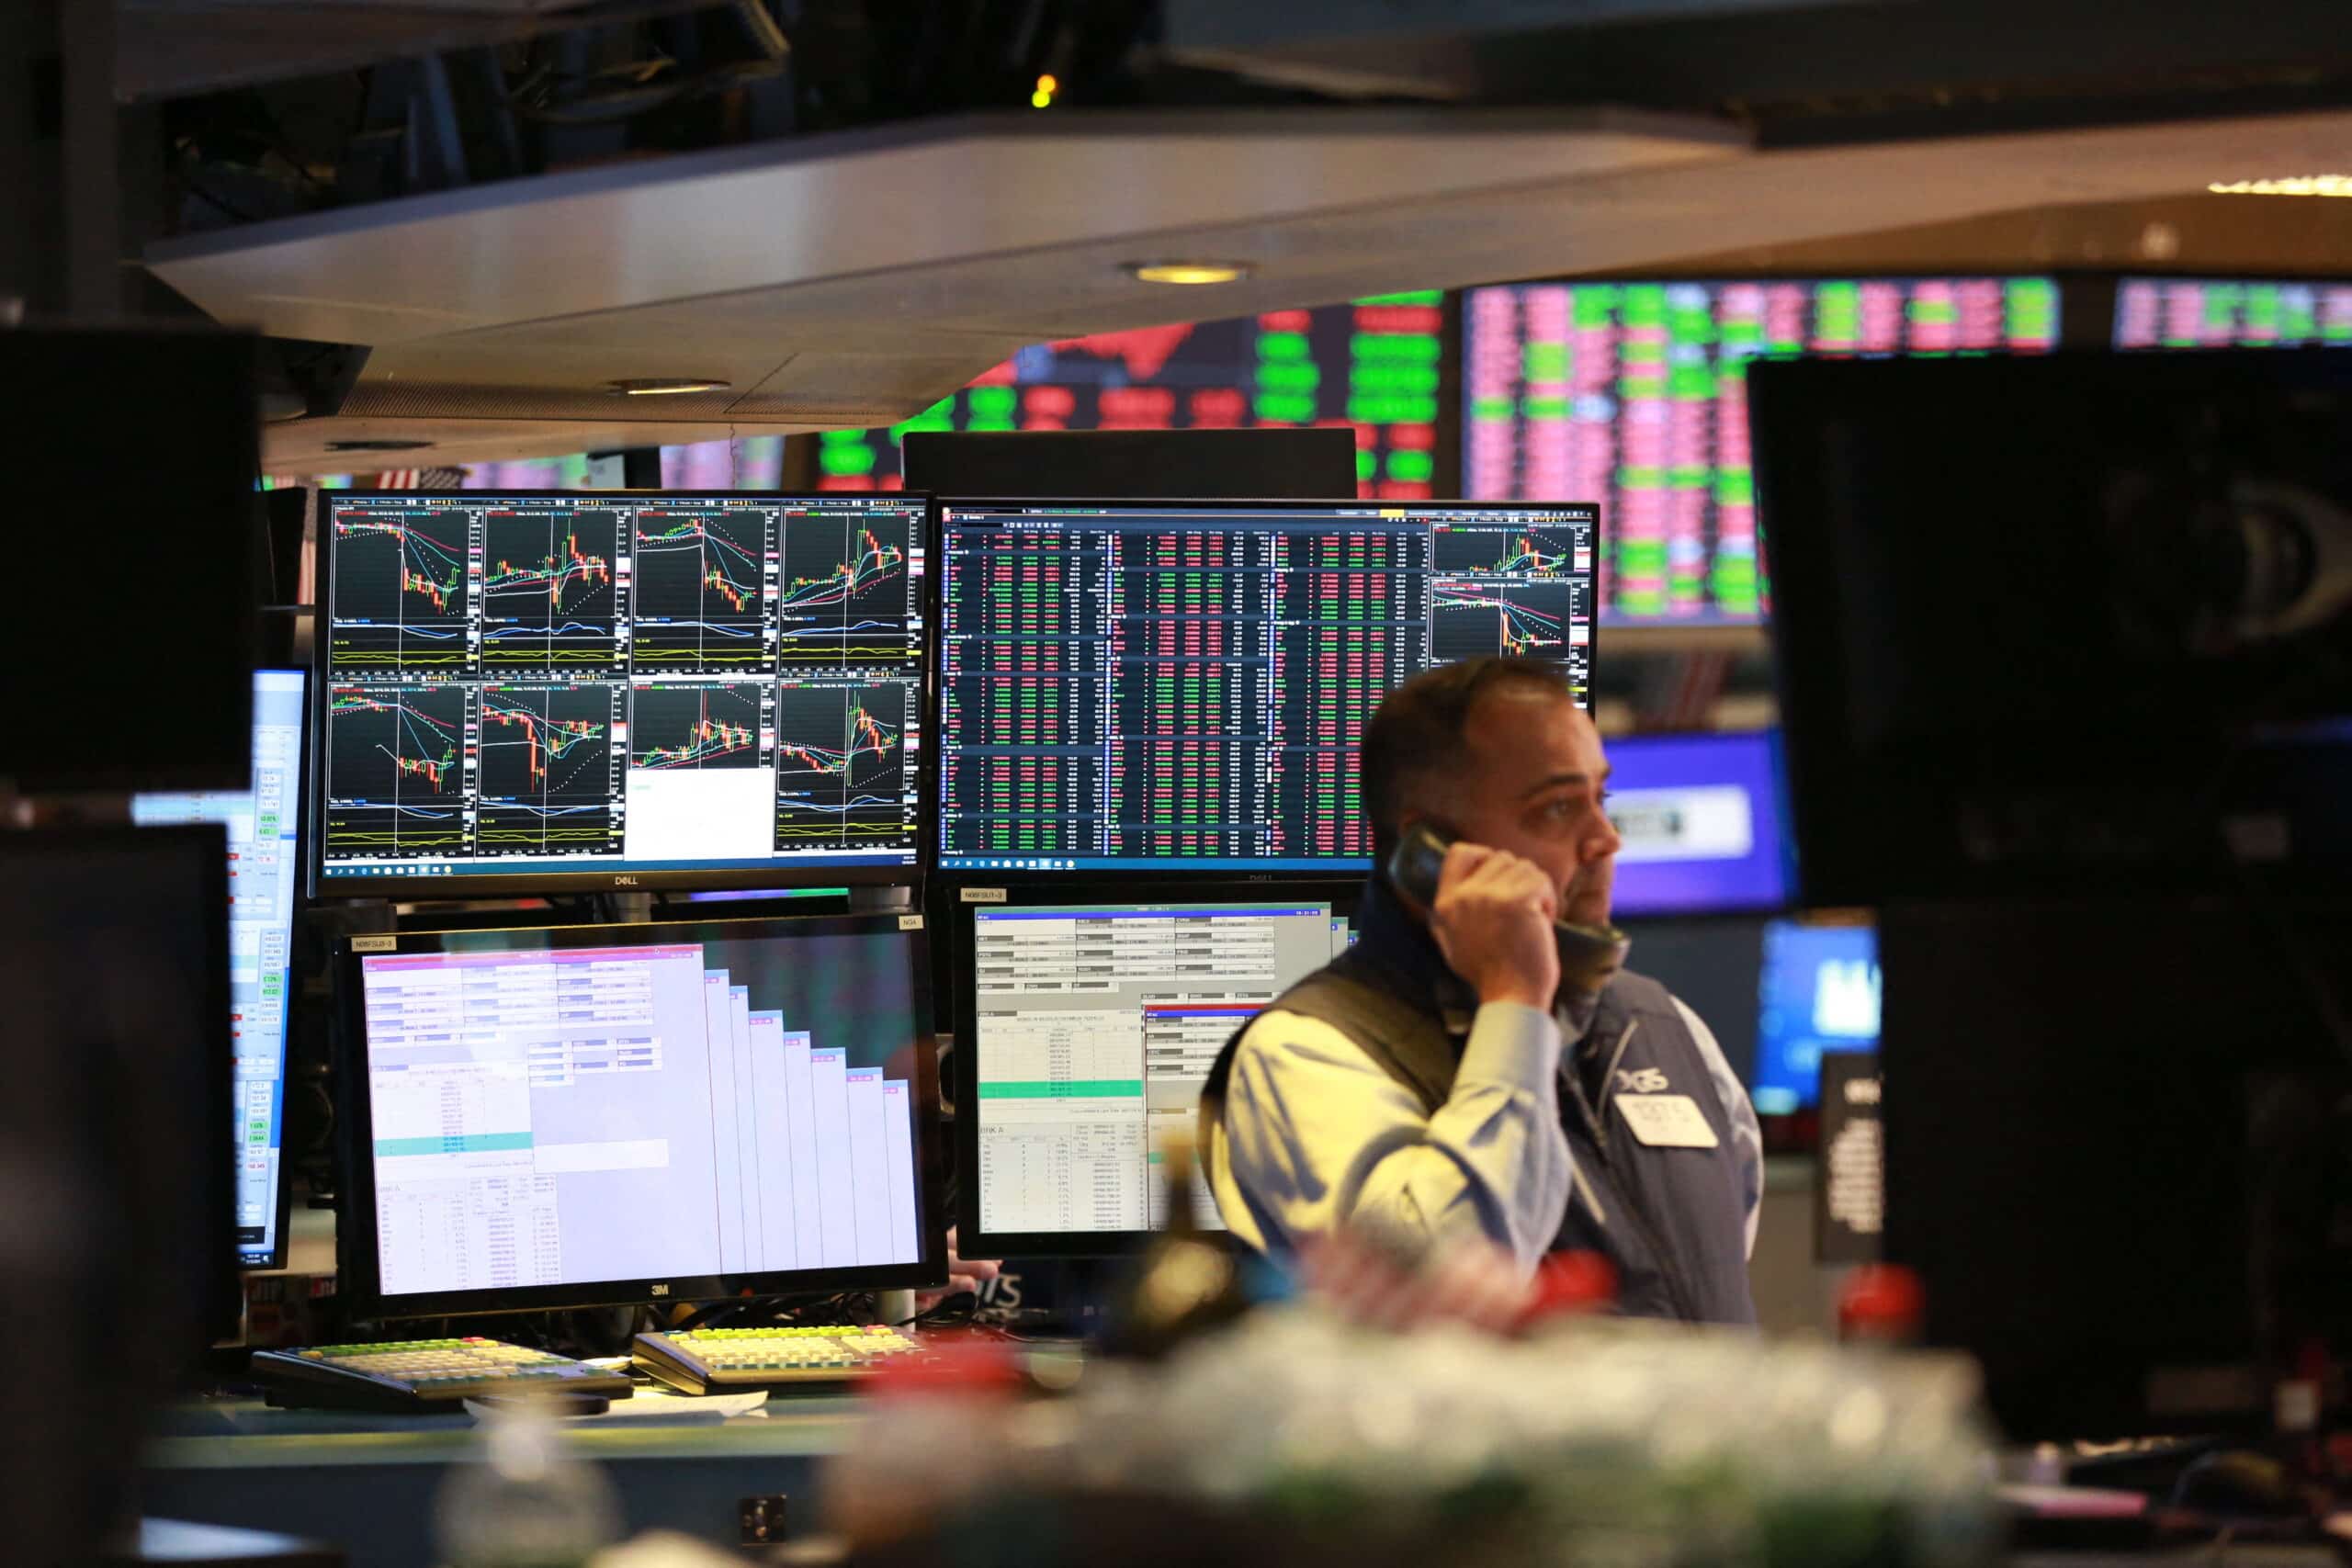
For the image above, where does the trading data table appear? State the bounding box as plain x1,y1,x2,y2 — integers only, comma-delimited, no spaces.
938,502,1596,874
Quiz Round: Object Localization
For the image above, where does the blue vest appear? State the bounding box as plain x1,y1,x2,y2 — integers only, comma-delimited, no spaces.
1202,875,1758,1325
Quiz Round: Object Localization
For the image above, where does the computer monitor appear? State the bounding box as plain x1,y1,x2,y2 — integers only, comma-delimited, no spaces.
1604,730,1792,918
817,295,1447,503
1751,916,1880,1117
338,912,945,1315
131,669,307,1270
934,498,1597,875
1461,276,2062,625
314,491,931,897
2113,275,2352,349
957,887,1356,1254
6,327,260,793
1880,898,2348,1439
1752,349,2352,907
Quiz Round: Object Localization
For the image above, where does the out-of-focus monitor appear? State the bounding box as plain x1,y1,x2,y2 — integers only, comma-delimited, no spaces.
1881,899,2348,1439
1753,350,2352,907
1462,276,2061,625
2112,276,2352,349
1752,916,1880,1117
956,887,1356,1255
903,429,1357,499
314,491,930,897
1603,730,1792,918
338,912,946,1316
934,498,1597,875
131,669,307,1269
6,327,259,793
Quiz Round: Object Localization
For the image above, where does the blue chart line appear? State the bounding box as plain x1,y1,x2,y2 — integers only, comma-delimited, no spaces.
337,621,467,640
635,620,761,638
780,619,903,639
484,622,610,641
480,801,611,818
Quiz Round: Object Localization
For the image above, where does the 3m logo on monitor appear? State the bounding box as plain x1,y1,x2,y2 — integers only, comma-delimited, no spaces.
650,1282,671,1297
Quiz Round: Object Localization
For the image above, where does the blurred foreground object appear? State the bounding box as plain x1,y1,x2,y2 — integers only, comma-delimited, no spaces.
832,1305,1998,1568
0,829,233,1567
1755,349,2352,908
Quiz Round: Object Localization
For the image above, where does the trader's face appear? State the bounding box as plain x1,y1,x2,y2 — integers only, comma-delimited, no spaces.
1450,689,1621,928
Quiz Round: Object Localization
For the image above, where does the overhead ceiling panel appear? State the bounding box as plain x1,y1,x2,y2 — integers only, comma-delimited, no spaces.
141,104,2352,473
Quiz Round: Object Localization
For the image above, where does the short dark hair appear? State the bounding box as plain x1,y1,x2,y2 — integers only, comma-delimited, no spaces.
1361,658,1577,860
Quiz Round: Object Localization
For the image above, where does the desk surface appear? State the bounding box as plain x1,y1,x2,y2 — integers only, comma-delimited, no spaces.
149,1393,867,1470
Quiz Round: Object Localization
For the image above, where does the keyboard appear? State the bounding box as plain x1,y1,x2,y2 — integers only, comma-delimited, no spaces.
251,1337,634,1414
632,1325,924,1395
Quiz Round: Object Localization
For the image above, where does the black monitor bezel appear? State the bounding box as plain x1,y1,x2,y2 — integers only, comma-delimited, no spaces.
951,876,1363,1258
309,488,938,900
928,494,1602,885
336,909,950,1318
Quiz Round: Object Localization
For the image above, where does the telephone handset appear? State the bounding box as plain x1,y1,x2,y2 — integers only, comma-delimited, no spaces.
1385,821,1632,996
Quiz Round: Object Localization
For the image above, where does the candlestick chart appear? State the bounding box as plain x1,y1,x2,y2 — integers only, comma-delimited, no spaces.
475,682,627,856
327,509,473,671
631,510,774,671
480,508,626,673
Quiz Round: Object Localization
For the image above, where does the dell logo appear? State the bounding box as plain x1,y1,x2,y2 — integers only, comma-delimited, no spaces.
614,875,641,887
650,1282,670,1297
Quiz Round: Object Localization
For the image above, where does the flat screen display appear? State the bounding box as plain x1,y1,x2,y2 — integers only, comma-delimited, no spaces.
131,669,305,1269
1604,730,1791,918
344,913,944,1314
935,499,1597,874
315,491,929,894
962,896,1349,1251
1753,918,1880,1115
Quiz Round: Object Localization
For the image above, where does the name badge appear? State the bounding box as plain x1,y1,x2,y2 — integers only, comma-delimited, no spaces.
1614,1094,1720,1149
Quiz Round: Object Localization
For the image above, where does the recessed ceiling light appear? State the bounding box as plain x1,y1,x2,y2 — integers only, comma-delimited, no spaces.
1125,260,1253,286
2207,175,2352,197
606,377,731,395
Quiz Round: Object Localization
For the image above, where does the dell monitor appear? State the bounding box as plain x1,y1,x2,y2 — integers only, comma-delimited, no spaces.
1603,730,1792,918
1751,916,1880,1118
314,491,930,896
934,498,1598,875
131,669,307,1270
957,887,1355,1254
339,911,945,1316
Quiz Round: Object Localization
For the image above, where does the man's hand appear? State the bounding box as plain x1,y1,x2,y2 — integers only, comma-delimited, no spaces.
1428,841,1560,1010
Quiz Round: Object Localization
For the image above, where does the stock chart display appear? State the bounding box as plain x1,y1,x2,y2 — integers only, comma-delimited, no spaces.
813,295,1445,501
2113,276,2352,348
319,492,926,888
1464,277,2061,624
937,501,1596,872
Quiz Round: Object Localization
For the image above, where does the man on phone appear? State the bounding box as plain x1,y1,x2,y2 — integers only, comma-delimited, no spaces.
1200,657,1761,1324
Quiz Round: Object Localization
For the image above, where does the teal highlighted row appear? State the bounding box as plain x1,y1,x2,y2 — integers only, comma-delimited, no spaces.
978,1080,1145,1100
376,1132,535,1156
